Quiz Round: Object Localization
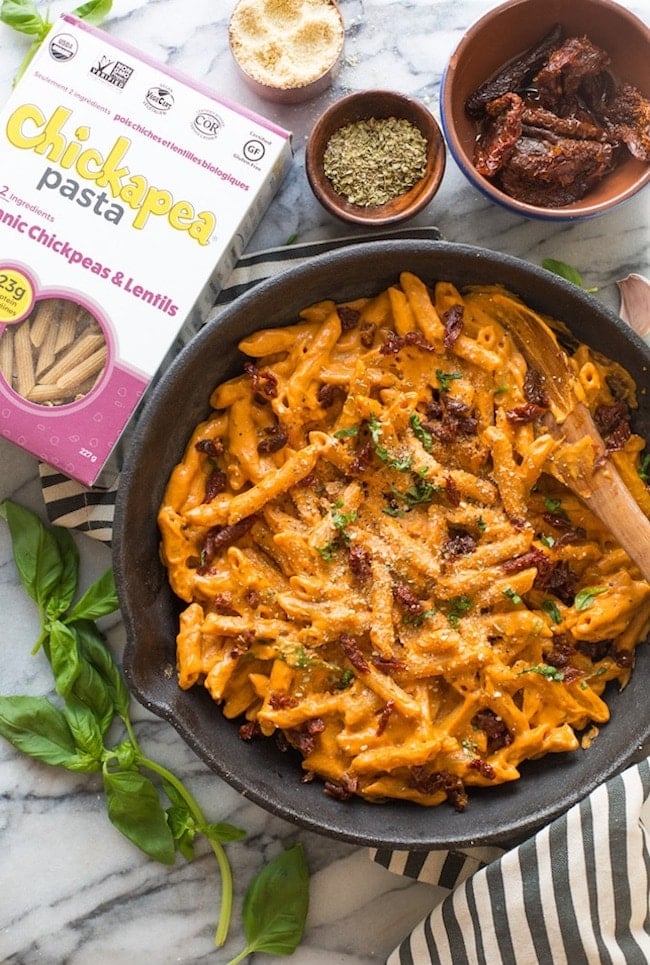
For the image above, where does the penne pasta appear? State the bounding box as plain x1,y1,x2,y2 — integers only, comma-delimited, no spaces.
158,275,650,810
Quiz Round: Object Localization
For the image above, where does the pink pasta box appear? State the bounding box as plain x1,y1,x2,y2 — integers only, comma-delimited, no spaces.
0,14,292,486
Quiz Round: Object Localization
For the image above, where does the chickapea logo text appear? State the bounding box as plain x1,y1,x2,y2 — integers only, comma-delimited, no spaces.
6,103,216,245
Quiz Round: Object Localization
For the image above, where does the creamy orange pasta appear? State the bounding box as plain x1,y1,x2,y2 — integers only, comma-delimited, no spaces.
158,274,650,809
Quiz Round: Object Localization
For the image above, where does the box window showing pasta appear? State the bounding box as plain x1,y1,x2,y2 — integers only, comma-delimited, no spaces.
0,15,292,486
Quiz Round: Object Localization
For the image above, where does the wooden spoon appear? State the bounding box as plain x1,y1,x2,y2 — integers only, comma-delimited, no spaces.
492,295,650,583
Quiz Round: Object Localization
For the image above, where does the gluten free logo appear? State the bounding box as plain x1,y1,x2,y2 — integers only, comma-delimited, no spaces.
90,56,134,89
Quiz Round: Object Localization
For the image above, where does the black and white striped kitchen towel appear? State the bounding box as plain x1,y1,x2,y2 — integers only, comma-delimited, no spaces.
38,226,441,542
378,756,650,964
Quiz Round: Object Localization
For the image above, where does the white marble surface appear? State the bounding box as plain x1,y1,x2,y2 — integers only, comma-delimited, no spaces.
1,1,649,962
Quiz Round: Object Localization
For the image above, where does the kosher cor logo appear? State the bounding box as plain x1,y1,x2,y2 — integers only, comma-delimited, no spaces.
90,56,134,89
192,109,223,139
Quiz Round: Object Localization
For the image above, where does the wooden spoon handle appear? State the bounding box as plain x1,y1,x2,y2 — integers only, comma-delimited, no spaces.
548,403,650,582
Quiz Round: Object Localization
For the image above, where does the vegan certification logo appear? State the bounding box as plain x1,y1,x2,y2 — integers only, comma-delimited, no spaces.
90,56,134,89
49,33,78,62
192,109,223,139
144,85,174,114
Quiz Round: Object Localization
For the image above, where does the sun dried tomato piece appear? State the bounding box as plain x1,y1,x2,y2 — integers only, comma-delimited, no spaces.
474,92,525,177
465,23,563,117
318,382,346,408
442,531,477,558
469,757,496,780
204,467,227,502
410,767,469,811
339,634,369,673
594,401,632,452
269,693,300,710
195,438,224,458
392,581,426,615
337,305,361,331
443,304,464,348
522,105,609,142
598,83,650,161
445,475,461,507
324,772,359,800
371,654,406,674
239,721,263,741
244,361,278,400
536,560,578,605
198,514,258,572
499,135,615,206
523,367,550,408
533,35,610,114
288,718,326,756
471,708,513,753
257,424,289,454
348,544,372,582
380,330,435,356
505,402,547,425
375,699,396,736
350,440,374,474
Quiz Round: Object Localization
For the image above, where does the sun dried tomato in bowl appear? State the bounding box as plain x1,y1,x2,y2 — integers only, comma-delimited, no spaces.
466,27,650,207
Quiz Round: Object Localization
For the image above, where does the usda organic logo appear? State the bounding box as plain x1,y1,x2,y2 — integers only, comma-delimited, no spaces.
49,33,78,62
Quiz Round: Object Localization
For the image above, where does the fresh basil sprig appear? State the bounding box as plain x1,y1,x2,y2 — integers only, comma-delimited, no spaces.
0,0,113,86
0,500,310,957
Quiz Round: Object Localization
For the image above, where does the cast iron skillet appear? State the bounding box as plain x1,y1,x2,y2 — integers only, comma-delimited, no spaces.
114,241,650,850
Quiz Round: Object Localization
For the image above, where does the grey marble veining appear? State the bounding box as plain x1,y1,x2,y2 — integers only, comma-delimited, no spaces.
1,1,649,962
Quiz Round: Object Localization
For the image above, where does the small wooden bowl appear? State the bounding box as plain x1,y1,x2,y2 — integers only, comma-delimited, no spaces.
305,90,446,226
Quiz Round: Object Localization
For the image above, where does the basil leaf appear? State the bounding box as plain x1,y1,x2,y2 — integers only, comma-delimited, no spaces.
75,620,130,719
202,821,247,844
409,412,433,452
542,258,585,287
574,586,607,611
64,697,104,766
67,567,119,622
48,620,82,699
49,526,80,616
1,499,65,612
103,767,176,865
240,844,309,956
0,694,92,769
542,599,562,624
518,663,565,681
166,805,197,861
66,646,115,736
0,0,46,35
542,258,598,293
72,0,112,24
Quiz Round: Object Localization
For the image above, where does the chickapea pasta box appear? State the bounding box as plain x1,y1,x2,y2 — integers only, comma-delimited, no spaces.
0,14,292,486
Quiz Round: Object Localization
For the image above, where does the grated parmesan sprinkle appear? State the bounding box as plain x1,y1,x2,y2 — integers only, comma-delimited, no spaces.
229,0,344,90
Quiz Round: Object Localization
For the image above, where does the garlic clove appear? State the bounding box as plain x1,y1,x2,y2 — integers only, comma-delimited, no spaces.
617,273,650,338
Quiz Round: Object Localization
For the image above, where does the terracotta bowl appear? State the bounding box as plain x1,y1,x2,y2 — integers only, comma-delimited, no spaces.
228,0,345,104
440,0,650,221
305,90,446,226
114,239,650,851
